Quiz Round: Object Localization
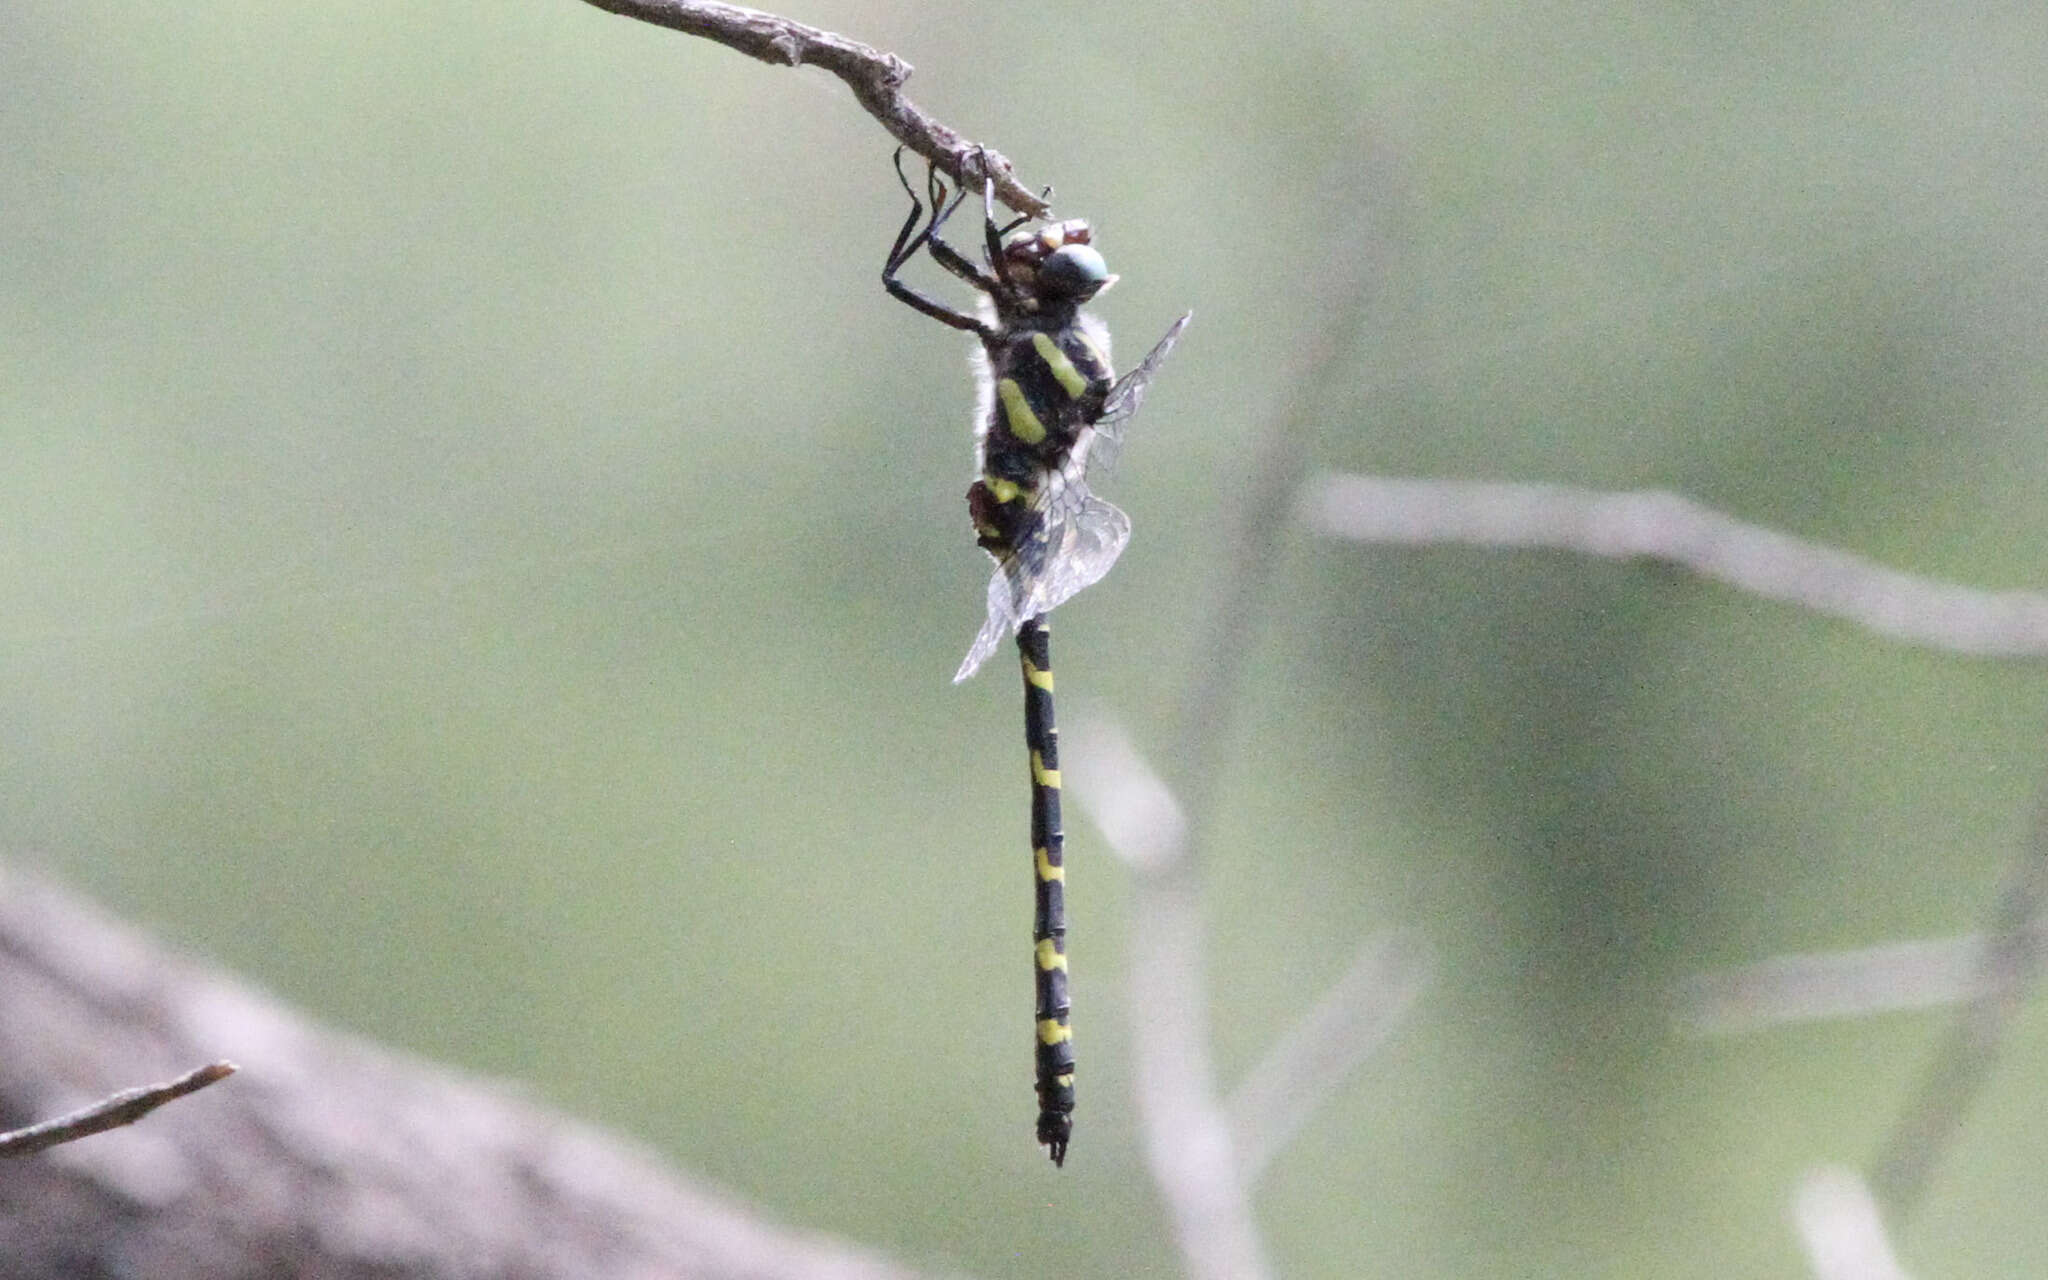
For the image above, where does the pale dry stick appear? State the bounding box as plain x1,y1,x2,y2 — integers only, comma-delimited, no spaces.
1300,475,2048,657
578,0,1051,218
1793,1167,1914,1280
1226,932,1433,1186
1068,144,1396,1280
0,1061,237,1157
1675,933,2021,1037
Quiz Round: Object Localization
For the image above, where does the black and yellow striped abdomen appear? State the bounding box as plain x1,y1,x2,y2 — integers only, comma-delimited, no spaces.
1017,617,1074,1164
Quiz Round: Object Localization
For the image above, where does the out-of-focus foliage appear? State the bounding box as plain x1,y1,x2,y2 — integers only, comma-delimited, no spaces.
7,1,2048,1275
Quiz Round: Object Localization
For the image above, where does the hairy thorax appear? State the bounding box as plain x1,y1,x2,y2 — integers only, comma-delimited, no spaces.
967,310,1114,555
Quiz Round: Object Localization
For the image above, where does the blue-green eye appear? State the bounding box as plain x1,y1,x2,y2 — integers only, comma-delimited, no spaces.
1040,243,1115,299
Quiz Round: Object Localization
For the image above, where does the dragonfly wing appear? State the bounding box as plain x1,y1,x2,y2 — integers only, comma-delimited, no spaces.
955,565,1022,683
953,486,1132,683
1018,493,1131,619
1091,311,1191,460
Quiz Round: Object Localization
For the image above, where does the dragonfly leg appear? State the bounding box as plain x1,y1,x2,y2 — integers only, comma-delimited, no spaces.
883,148,994,336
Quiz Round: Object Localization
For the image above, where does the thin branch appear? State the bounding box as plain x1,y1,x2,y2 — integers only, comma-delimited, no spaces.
1674,934,2014,1036
1170,145,1396,822
1301,474,2048,658
1868,750,2048,1222
579,0,1051,217
1793,1167,1914,1280
1066,710,1271,1280
0,1061,237,1157
1226,932,1433,1185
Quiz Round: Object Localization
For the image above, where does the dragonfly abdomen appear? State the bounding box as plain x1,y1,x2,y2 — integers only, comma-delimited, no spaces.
1018,617,1074,1165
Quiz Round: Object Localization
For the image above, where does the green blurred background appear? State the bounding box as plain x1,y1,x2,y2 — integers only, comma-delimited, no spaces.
9,1,2048,1275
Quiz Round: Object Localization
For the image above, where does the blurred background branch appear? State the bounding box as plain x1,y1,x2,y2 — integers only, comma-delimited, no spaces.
1054,141,1426,1280
1676,934,2014,1036
1793,1167,1913,1280
1870,749,2048,1223
0,865,950,1280
1302,475,2048,657
1226,931,1433,1187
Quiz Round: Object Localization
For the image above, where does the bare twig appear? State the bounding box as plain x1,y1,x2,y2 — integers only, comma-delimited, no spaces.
1226,933,1433,1185
1301,475,2048,658
1868,754,2048,1222
1793,1167,1914,1280
1170,150,1395,819
579,0,1051,217
1674,934,2017,1036
0,1061,237,1157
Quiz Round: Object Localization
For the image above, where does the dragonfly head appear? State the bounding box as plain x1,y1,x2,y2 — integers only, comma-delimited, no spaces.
1002,220,1118,304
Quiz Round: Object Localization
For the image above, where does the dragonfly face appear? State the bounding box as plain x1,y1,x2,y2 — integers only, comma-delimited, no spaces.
880,150,1189,1166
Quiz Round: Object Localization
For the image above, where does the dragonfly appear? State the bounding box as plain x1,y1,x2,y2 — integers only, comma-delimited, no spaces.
881,150,1190,1166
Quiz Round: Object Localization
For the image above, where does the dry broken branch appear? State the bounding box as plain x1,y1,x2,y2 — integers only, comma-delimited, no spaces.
580,0,1051,217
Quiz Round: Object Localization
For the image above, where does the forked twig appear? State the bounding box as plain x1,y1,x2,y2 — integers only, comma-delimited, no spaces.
1067,711,1270,1280
1061,141,1399,1280
579,0,1051,217
0,1061,237,1157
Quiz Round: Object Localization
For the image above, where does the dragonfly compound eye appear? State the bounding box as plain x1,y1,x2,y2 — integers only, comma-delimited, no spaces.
1038,243,1117,300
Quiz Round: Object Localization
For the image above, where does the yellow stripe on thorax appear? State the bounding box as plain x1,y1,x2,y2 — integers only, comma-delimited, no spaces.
996,378,1046,444
986,476,1023,504
1031,750,1060,789
1020,655,1054,690
1031,332,1089,398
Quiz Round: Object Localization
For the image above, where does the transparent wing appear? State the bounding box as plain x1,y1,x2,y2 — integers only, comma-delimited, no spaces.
1086,311,1191,477
953,477,1132,683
